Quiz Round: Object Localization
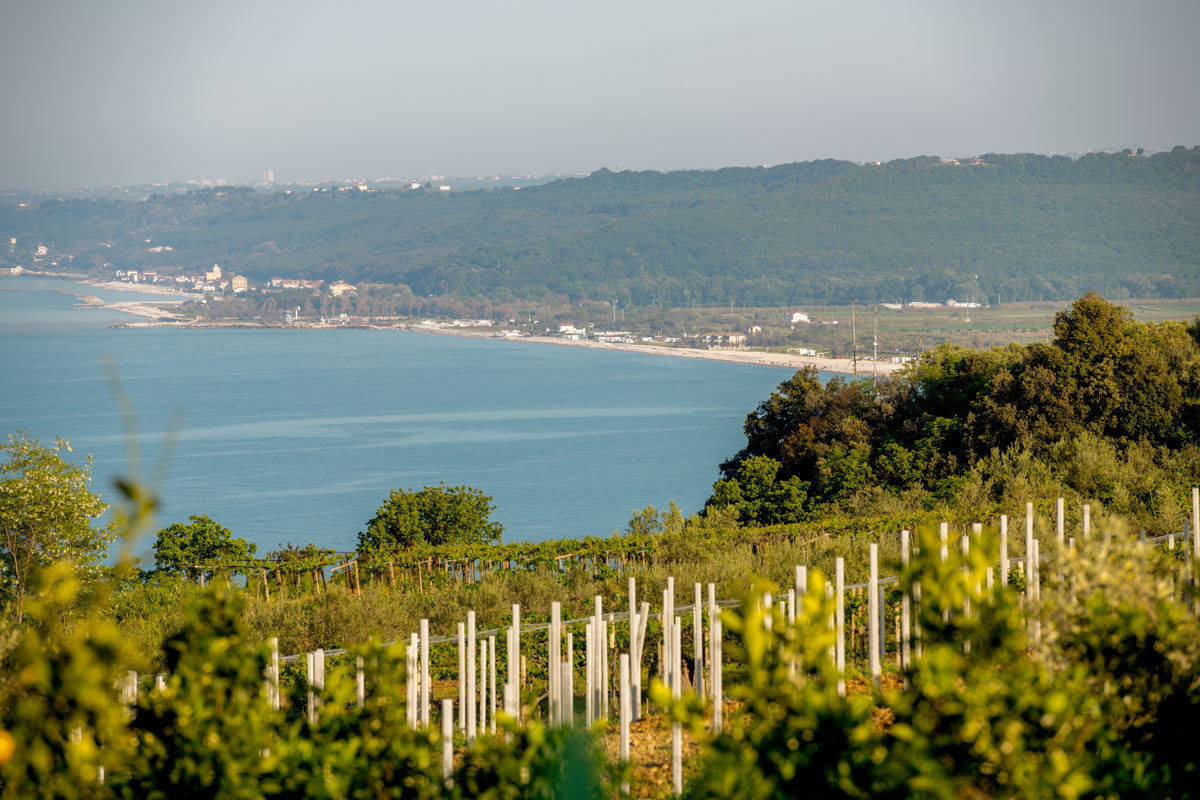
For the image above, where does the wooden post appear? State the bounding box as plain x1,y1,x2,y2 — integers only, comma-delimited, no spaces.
868,543,880,688
356,655,365,709
1026,502,1035,603
1192,488,1199,558
1056,497,1065,551
420,618,431,727
1032,538,1042,643
585,621,595,725
442,699,454,781
603,615,611,719
663,577,675,684
619,653,631,796
122,670,137,709
595,595,605,722
628,577,639,721
407,636,418,727
900,530,911,672
672,618,682,797
962,535,971,620
510,604,520,722
467,611,477,742
561,659,574,727
1083,503,1091,540
479,637,488,736
712,611,723,731
489,633,497,734
693,582,704,700
550,601,561,725
835,557,845,696
307,650,324,724
1000,515,1009,588
457,623,466,731
268,637,280,711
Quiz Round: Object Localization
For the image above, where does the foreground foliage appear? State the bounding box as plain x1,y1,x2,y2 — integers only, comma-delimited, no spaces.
5,501,1200,797
680,528,1200,799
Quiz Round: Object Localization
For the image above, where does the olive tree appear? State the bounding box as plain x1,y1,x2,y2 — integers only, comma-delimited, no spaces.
358,483,504,552
0,432,112,619
153,514,257,582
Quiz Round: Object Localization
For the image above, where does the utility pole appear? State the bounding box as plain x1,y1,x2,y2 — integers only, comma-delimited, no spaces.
873,307,878,387
851,298,858,383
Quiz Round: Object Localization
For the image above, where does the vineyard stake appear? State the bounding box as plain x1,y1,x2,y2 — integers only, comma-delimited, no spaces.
868,543,880,688
442,699,453,781
835,557,845,697
1000,515,1009,588
693,582,704,700
407,637,417,727
489,633,497,734
672,617,682,797
900,530,911,674
550,601,561,725
420,619,430,727
619,653,631,795
467,611,477,742
457,623,466,731
510,604,520,721
356,655,365,709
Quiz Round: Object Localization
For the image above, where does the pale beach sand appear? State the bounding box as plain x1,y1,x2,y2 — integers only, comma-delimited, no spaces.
20,270,904,376
404,325,905,377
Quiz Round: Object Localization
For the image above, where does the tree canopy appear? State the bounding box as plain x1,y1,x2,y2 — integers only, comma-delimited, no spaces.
358,484,504,552
152,515,257,580
709,294,1200,520
0,432,112,619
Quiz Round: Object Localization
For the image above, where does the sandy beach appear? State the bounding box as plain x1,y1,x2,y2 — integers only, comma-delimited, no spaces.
403,324,905,376
19,270,903,376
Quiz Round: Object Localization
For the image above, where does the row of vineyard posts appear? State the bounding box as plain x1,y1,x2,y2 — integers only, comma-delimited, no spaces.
118,490,1200,795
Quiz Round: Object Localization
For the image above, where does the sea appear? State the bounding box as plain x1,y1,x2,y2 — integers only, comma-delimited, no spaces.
0,275,811,560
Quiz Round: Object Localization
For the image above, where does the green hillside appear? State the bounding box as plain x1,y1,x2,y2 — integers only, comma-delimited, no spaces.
4,147,1199,304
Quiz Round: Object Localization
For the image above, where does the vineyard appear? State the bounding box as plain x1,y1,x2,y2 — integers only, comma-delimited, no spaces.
5,489,1200,798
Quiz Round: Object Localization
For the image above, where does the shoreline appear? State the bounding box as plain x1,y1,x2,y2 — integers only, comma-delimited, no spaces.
401,324,903,376
11,270,902,376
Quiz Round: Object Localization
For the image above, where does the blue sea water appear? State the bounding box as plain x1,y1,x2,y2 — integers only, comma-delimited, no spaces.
0,275,809,559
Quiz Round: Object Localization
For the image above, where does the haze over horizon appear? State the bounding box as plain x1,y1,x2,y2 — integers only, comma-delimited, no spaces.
2,0,1198,190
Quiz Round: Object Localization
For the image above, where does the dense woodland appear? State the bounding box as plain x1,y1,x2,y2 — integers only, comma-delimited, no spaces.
4,148,1200,306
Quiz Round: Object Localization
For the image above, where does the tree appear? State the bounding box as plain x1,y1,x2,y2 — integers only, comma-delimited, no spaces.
708,456,809,525
153,515,256,581
0,432,112,620
358,484,503,552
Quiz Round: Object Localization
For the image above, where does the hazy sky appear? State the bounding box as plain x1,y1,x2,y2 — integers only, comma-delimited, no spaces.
2,0,1198,188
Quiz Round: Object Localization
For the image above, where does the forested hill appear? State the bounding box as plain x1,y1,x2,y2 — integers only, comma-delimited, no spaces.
5,147,1200,305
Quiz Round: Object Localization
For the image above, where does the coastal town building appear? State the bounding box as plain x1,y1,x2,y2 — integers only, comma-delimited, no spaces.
702,332,748,349
205,264,223,282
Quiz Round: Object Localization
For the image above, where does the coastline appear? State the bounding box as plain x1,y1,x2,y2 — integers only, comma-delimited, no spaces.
13,270,901,376
13,270,192,321
401,324,904,376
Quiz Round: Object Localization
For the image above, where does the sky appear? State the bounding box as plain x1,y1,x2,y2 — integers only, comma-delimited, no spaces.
2,0,1198,189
